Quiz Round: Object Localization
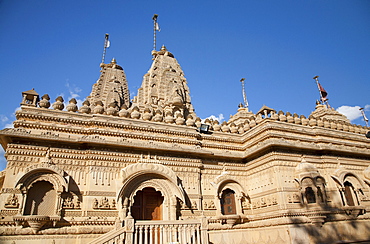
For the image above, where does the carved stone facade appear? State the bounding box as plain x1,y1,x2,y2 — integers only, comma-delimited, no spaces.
0,46,369,244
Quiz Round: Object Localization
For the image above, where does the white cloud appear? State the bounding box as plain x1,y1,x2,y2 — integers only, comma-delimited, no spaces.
66,82,82,100
0,115,8,123
0,107,19,129
4,123,13,128
62,82,85,108
203,114,224,123
336,105,370,122
130,91,137,101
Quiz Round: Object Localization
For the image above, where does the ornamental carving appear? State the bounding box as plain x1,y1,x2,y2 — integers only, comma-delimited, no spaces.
62,195,81,209
93,197,116,210
4,194,19,208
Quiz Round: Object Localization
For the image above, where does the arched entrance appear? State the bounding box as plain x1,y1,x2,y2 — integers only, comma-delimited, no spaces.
131,187,163,220
118,162,186,221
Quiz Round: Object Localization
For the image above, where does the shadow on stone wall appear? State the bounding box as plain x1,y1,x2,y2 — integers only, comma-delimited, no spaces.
288,212,370,244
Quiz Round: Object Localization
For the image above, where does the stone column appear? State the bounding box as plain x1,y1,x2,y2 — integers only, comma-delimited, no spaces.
124,215,135,244
200,216,209,244
121,197,129,219
354,189,361,205
339,187,347,206
170,196,177,220
55,192,63,216
215,195,222,217
236,195,243,215
19,190,27,215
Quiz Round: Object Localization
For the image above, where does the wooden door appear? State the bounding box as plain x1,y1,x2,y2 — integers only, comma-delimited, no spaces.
131,187,163,220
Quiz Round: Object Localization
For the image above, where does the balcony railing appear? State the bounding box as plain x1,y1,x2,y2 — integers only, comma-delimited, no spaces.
89,218,209,244
133,220,201,244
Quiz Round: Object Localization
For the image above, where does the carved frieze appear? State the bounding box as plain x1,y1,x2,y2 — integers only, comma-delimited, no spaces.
93,197,116,210
4,194,19,208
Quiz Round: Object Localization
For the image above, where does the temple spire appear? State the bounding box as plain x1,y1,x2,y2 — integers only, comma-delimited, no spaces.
134,46,196,121
89,58,130,112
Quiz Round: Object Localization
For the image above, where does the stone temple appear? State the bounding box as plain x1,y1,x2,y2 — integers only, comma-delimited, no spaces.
0,45,369,244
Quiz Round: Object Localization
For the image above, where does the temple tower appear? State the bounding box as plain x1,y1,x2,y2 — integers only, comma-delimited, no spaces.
133,46,196,120
88,58,130,111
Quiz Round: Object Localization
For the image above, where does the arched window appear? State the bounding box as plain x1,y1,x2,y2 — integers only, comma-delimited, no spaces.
24,181,56,216
305,187,316,204
344,181,356,206
300,177,326,205
220,189,236,215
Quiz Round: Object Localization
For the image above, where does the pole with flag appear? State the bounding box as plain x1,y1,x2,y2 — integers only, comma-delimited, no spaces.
101,33,110,64
240,78,249,111
313,76,329,106
153,14,160,52
360,107,369,127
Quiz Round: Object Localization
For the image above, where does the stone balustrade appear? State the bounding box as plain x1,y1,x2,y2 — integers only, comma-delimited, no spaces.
132,220,202,244
90,219,206,244
24,93,369,136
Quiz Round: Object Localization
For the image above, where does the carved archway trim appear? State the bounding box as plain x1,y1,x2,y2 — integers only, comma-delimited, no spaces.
215,177,247,199
298,176,326,185
331,168,365,188
129,179,168,203
15,163,68,192
118,163,185,202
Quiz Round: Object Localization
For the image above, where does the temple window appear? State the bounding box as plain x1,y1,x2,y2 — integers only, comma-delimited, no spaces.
344,181,356,206
300,177,326,205
305,187,316,204
220,189,236,215
24,180,56,216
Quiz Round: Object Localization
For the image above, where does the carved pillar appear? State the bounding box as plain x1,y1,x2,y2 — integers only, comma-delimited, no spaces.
55,192,63,216
21,94,27,105
32,96,38,105
313,187,319,204
215,195,222,217
298,186,305,205
339,187,346,206
124,215,135,244
200,216,209,244
121,197,129,219
170,196,177,220
354,189,361,206
236,195,243,215
19,190,27,215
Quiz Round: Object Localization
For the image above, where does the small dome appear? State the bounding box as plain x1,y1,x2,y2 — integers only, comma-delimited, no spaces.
295,162,318,174
295,157,319,179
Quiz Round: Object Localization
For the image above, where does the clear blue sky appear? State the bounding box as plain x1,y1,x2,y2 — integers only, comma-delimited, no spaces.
0,1,369,170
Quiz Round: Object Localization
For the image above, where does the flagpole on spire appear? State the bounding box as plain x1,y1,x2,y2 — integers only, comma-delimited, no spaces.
313,75,329,107
101,33,110,64
360,107,369,127
240,78,249,111
152,14,159,52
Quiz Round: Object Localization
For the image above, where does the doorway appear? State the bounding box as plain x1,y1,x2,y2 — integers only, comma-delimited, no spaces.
131,187,163,220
